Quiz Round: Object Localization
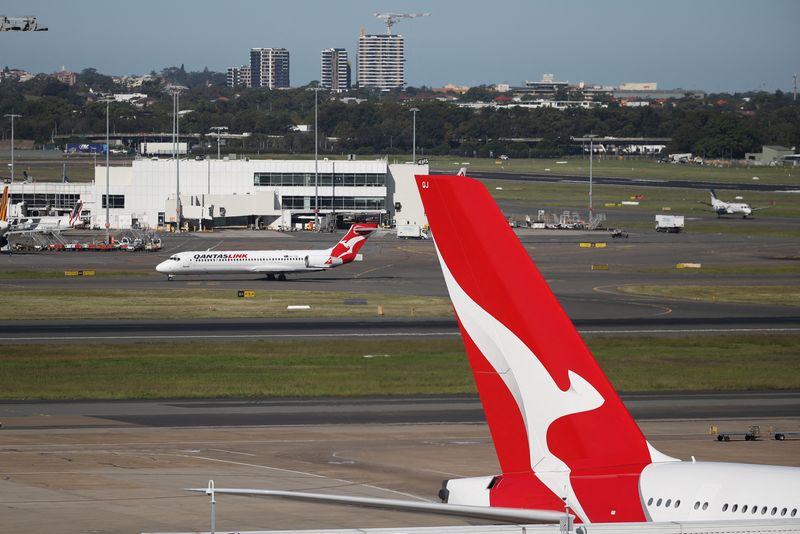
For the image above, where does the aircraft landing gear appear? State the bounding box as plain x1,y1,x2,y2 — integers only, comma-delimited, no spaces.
167,274,174,281
278,274,286,281
265,274,275,281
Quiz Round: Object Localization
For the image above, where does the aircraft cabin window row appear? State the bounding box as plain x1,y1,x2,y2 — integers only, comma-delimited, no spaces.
720,503,797,517
647,497,682,509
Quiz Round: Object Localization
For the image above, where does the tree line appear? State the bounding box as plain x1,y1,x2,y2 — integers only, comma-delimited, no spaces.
1,66,798,159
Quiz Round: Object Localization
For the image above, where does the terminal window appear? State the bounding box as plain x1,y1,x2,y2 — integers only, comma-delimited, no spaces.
102,195,125,209
255,172,385,187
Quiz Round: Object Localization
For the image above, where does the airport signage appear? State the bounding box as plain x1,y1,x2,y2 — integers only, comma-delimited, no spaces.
64,270,96,276
237,290,256,298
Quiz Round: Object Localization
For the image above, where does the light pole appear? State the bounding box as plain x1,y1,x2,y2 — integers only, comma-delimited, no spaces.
5,114,21,213
105,99,111,243
308,86,323,230
210,126,228,160
586,134,598,223
409,107,420,164
170,87,187,232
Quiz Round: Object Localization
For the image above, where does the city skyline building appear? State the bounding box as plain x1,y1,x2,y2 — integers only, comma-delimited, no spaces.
357,30,404,90
320,48,350,92
226,64,251,88
250,48,290,89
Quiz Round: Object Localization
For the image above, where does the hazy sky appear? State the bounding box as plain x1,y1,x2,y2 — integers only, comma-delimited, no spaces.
2,0,798,93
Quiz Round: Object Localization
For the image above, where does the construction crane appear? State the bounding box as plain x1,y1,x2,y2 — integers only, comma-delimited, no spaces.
373,12,430,35
0,16,48,31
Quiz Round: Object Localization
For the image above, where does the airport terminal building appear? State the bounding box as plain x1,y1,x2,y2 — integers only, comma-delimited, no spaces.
8,159,428,231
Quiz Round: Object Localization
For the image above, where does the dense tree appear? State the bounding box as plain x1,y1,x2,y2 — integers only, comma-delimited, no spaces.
2,71,798,158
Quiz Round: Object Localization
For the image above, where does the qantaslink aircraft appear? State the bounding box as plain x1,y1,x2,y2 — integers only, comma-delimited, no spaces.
155,223,377,281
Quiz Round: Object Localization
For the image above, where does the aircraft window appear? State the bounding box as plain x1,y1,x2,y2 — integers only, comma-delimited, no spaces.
702,502,708,510
771,507,777,516
647,498,653,506
722,504,728,512
742,505,748,513
781,508,787,516
792,509,797,517
731,504,738,512
656,498,662,507
751,506,757,514
665,499,671,507
674,500,680,508
693,502,700,510
761,506,768,514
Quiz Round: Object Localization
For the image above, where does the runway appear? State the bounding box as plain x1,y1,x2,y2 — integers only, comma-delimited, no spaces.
2,315,800,343
2,391,799,430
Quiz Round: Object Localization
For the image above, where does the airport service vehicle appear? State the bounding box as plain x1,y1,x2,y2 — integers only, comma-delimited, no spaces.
655,214,684,233
396,224,428,239
701,189,764,218
195,175,800,532
156,223,377,281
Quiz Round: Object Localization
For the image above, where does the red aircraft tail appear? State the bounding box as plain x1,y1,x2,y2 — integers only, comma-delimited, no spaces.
328,223,378,263
416,175,673,523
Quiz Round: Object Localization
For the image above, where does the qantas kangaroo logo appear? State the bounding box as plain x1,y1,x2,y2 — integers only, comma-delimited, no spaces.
329,224,377,261
437,250,604,518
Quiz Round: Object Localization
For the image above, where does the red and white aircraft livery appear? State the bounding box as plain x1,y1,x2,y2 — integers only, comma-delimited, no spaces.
192,176,799,530
155,223,377,281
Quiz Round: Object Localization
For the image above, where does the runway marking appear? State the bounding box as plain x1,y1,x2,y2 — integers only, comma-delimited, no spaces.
354,263,396,279
180,454,434,502
208,448,256,457
396,246,436,257
593,284,673,317
581,327,800,334
0,332,461,342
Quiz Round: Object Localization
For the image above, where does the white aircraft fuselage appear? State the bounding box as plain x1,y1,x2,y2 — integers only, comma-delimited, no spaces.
156,223,377,280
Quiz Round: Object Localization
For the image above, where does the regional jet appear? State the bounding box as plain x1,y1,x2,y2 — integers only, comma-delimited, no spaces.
194,175,800,531
156,223,377,281
701,189,765,218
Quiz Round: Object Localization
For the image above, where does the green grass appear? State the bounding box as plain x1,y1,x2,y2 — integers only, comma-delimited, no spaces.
484,178,800,218
429,156,798,186
614,285,800,307
0,334,797,400
0,289,454,321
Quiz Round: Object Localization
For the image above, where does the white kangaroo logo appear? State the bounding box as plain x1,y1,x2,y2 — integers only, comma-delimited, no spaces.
435,243,604,521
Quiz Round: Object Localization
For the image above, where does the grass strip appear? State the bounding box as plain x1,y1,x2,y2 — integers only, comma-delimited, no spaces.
0,335,797,400
0,289,454,321
614,285,800,307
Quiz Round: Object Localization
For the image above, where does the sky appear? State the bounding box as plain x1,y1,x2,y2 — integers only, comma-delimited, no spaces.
2,0,799,93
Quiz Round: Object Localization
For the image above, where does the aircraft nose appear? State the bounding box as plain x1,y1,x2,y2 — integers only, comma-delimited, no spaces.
155,261,169,273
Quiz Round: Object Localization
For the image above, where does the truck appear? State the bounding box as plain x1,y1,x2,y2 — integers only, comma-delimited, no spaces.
655,214,684,233
139,142,188,156
396,224,428,239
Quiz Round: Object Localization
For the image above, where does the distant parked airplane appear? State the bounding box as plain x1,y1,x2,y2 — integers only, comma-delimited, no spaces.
701,189,765,218
155,223,378,281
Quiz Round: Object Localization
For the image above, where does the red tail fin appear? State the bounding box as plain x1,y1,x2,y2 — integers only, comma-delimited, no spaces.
416,175,669,522
328,223,377,263
69,200,83,226
0,186,8,222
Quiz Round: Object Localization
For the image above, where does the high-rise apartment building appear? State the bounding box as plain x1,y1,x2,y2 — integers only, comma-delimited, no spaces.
250,48,290,89
321,48,351,92
357,31,404,90
226,65,251,88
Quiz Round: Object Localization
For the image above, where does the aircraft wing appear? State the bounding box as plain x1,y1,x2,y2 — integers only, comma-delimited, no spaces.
188,488,569,524
750,206,769,212
697,201,714,207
